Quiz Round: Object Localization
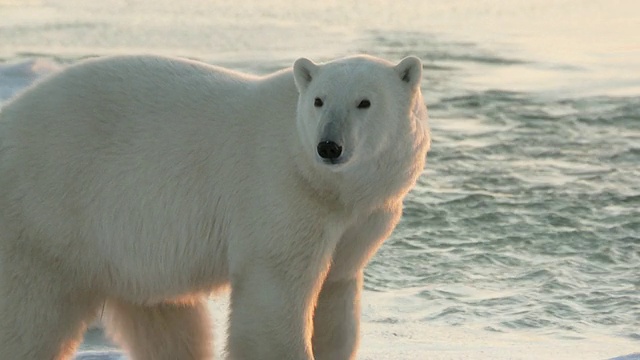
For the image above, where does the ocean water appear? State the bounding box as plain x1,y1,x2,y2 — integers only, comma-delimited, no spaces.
1,0,639,359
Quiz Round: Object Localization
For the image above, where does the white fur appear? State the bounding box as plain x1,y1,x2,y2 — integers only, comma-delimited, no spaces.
0,54,430,360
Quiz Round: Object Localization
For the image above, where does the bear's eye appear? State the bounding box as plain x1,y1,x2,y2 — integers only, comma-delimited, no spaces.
357,99,371,109
314,97,323,107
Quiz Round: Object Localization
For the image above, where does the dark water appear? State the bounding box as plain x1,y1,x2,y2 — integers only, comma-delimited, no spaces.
365,33,640,341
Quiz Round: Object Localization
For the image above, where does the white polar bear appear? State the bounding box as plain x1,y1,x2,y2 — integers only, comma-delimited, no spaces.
0,54,430,360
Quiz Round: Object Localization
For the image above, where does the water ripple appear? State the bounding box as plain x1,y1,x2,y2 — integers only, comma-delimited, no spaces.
369,86,640,340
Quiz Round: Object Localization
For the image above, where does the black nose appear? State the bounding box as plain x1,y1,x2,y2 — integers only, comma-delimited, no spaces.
317,141,342,160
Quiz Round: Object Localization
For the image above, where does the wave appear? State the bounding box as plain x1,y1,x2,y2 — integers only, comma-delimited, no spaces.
0,59,60,103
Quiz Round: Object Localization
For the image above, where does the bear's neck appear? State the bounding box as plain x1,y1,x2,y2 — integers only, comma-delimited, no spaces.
289,147,345,211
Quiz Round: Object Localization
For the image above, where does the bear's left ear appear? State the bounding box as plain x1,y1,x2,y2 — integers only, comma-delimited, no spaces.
394,56,423,90
293,57,319,92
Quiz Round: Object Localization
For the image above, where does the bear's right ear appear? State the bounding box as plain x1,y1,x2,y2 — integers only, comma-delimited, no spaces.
293,57,318,92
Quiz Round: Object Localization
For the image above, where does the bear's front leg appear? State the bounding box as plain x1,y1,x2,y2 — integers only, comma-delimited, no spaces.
311,275,362,360
227,257,330,360
312,206,402,360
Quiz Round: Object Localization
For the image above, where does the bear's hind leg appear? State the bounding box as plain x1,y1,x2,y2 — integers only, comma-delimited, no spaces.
0,255,101,359
105,297,213,360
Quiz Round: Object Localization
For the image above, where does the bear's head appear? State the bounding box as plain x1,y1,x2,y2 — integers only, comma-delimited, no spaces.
293,55,426,175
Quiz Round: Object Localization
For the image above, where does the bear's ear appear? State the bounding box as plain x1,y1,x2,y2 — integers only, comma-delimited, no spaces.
293,57,319,92
394,56,423,90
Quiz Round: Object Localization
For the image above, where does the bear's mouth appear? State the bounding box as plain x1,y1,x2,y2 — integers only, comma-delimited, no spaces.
321,157,343,165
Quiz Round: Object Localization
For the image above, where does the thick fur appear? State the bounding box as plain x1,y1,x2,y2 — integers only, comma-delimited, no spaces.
0,54,430,360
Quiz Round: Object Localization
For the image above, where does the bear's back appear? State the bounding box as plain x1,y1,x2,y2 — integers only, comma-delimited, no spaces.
0,56,269,203
0,56,299,269
2,56,257,137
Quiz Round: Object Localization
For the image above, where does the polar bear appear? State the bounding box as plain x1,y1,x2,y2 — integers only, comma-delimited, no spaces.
0,54,430,360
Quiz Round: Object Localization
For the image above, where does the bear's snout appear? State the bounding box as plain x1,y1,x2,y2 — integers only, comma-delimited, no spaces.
317,140,342,162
